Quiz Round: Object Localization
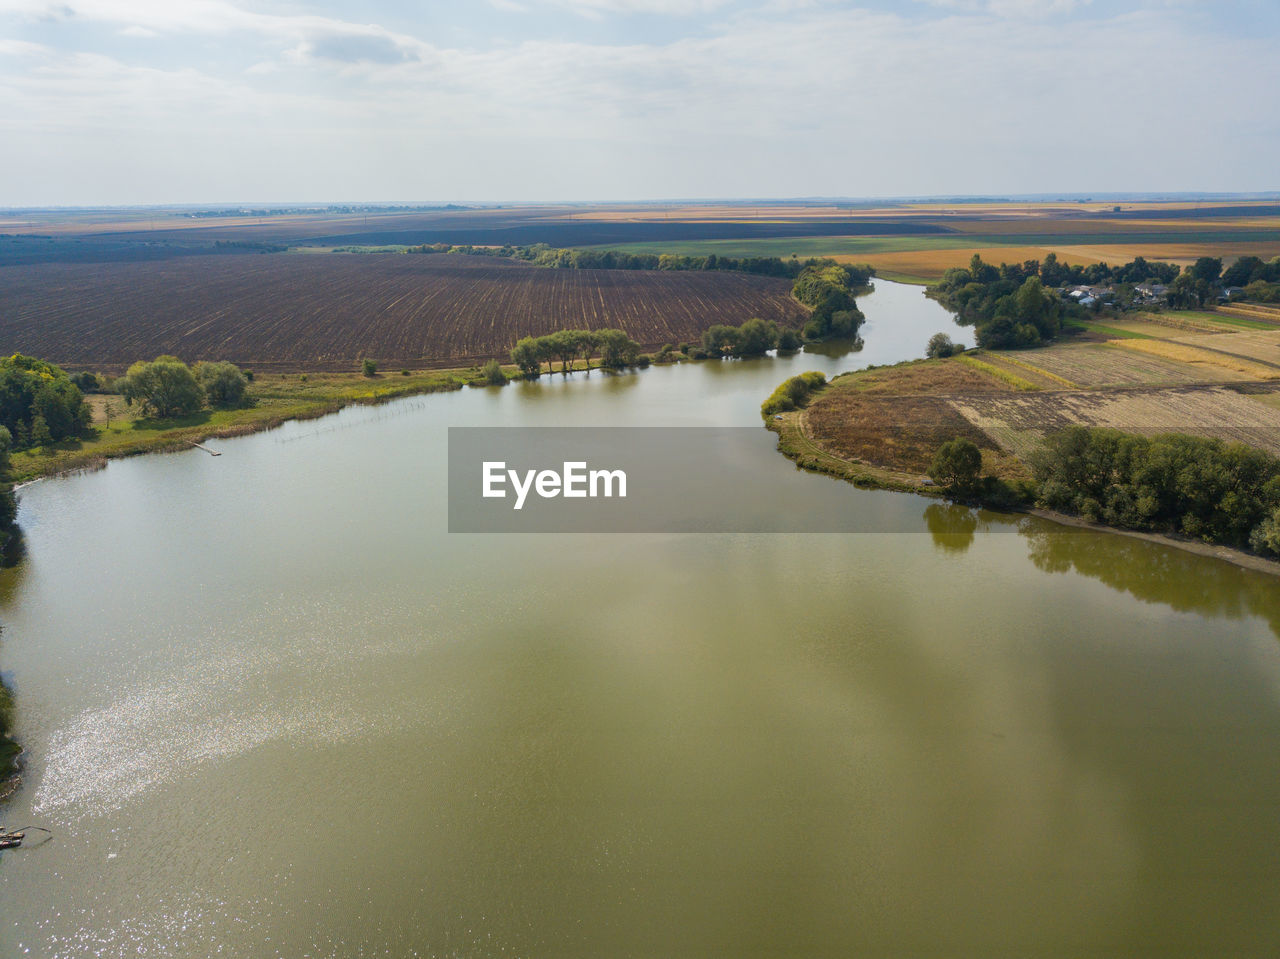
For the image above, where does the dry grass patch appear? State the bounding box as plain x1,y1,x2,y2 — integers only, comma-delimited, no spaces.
949,386,1280,460
800,359,1028,478
1163,329,1280,367
1023,343,1242,387
1111,338,1280,379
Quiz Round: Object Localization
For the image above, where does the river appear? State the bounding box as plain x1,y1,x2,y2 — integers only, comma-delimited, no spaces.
2,280,1279,957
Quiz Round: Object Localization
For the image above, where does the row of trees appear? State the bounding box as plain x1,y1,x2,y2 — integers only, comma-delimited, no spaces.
410,242,841,280
510,329,643,376
699,317,800,358
926,426,1280,559
1029,427,1280,556
117,357,248,418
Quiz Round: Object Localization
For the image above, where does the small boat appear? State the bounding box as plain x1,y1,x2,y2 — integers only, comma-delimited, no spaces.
0,832,23,850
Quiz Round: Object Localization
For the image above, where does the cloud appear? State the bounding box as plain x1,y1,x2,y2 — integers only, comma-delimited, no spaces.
1,0,1276,202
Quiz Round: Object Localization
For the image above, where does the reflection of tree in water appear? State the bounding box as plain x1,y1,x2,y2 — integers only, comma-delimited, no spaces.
1021,519,1280,639
798,336,863,360
923,503,978,554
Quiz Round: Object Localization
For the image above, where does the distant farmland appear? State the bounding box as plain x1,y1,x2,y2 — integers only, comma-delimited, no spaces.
0,253,808,372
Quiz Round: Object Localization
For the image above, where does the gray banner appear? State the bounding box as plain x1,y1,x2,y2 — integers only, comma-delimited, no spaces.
449,426,932,533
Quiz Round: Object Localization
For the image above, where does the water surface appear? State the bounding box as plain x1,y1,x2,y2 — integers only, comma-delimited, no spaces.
2,281,1279,957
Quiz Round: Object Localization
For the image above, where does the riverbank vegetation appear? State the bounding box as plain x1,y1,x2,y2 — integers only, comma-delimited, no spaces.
7,367,471,483
769,307,1280,560
761,371,826,416
1032,427,1280,555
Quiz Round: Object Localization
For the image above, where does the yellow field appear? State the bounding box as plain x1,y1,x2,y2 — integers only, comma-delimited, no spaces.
1165,329,1280,367
948,386,1280,460
1111,338,1280,379
840,246,1102,282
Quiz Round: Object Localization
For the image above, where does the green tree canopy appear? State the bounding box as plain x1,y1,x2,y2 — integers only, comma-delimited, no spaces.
928,438,983,493
195,361,248,408
0,354,91,448
117,356,204,419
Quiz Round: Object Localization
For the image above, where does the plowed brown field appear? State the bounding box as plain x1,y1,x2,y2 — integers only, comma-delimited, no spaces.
0,253,807,371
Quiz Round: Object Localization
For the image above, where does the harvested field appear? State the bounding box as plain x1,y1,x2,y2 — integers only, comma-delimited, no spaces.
948,386,1280,460
1217,304,1280,325
845,246,1101,283
831,358,1017,396
1010,343,1245,387
1164,330,1280,368
0,253,808,371
1111,338,1280,380
801,360,1027,477
1133,311,1266,333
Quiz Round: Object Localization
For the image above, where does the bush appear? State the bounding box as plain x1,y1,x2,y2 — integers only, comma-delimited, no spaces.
762,371,826,416
926,333,957,359
195,361,248,408
362,358,378,377
481,359,506,386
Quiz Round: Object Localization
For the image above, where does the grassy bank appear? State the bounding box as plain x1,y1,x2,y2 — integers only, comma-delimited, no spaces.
9,368,478,483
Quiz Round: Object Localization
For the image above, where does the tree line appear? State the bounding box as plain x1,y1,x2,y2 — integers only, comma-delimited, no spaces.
929,427,1280,558
931,258,1072,349
411,241,831,279
510,329,645,376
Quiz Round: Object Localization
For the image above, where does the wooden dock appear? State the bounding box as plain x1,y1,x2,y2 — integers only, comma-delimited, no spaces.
190,442,221,457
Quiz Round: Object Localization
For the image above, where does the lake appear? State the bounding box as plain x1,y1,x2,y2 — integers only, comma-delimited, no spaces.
2,280,1280,957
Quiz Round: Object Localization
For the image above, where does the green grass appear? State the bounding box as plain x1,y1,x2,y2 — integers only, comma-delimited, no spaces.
1065,319,1155,340
1182,310,1277,330
9,369,470,483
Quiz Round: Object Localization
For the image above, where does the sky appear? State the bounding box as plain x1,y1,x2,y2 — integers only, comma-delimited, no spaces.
1,0,1278,205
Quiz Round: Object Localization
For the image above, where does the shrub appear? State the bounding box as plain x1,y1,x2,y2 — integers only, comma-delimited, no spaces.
762,371,826,416
362,358,378,377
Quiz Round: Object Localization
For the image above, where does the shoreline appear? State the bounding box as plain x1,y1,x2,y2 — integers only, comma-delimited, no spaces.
770,410,1280,579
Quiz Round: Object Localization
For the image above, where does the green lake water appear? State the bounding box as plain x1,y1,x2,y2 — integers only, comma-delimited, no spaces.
2,280,1280,957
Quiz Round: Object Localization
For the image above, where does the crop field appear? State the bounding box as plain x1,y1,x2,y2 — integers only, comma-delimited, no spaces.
1164,330,1280,367
989,343,1247,388
948,386,1280,460
1110,338,1280,380
0,253,807,371
800,360,1027,477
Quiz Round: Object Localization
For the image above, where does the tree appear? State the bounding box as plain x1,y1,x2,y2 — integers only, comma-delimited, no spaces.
735,318,779,356
362,358,378,377
928,438,983,493
510,337,542,377
0,354,91,446
117,356,204,419
596,329,641,368
926,332,956,359
195,361,248,408
1189,256,1223,284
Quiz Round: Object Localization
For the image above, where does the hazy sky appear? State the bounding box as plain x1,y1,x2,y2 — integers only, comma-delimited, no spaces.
1,0,1277,205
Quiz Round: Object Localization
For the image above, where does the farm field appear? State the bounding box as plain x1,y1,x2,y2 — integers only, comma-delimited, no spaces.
0,253,807,371
1164,329,1280,367
6,201,1279,280
790,304,1280,492
947,386,1280,460
987,343,1249,387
